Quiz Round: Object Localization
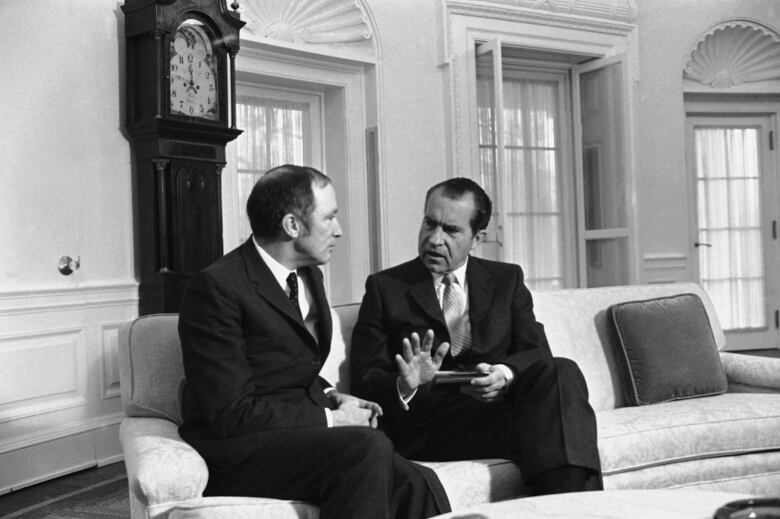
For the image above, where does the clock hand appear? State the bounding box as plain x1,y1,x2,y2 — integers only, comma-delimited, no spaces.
186,63,198,94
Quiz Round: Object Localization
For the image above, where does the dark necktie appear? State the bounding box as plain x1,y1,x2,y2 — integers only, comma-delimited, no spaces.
286,272,302,316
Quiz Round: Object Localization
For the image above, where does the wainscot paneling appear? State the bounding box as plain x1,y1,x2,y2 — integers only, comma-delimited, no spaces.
0,282,137,494
642,253,690,285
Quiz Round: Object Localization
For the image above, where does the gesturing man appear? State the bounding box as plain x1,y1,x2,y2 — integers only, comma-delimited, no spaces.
178,164,450,519
351,177,602,495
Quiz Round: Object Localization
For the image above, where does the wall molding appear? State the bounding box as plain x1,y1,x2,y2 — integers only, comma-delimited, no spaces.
0,412,123,455
642,252,689,284
0,282,138,316
101,322,123,400
0,327,86,423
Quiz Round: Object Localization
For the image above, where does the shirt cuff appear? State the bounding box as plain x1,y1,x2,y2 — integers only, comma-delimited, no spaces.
396,378,417,411
495,364,515,385
325,407,333,427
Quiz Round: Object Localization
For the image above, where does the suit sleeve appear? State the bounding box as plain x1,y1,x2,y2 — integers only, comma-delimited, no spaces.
350,274,440,427
496,265,553,375
350,274,398,407
179,271,327,439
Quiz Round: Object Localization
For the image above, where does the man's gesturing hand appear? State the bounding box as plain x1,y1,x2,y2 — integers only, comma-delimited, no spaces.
395,330,449,397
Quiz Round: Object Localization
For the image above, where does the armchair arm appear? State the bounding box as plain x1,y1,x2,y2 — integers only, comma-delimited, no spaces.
120,417,209,507
720,352,780,393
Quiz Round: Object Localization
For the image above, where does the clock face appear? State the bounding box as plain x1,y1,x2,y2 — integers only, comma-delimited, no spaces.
169,22,219,120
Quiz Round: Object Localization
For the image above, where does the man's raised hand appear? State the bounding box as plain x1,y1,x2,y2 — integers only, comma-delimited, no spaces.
395,329,449,397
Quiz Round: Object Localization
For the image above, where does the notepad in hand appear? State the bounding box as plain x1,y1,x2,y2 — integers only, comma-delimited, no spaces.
432,371,488,385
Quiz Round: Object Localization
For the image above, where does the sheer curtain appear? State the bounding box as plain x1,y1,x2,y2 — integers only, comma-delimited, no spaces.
695,127,765,330
478,76,564,291
234,96,306,240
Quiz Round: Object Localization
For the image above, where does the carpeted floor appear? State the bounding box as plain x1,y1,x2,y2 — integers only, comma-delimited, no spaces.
0,464,129,519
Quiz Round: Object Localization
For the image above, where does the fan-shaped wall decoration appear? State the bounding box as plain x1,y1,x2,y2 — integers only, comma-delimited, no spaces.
240,0,372,44
684,20,780,88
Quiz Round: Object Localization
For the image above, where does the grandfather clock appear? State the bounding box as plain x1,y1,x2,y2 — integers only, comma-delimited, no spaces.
122,0,244,314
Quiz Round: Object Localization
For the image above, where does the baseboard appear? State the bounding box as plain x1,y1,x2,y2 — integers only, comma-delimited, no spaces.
0,417,123,494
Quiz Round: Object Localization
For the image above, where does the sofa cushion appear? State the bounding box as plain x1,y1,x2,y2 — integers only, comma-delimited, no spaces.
608,293,727,406
531,282,725,412
598,393,780,476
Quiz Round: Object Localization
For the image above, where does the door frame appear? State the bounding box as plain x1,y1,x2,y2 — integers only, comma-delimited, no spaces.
685,97,780,350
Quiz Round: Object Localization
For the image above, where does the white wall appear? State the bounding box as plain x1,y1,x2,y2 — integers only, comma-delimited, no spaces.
369,0,449,267
0,0,135,289
634,0,780,282
0,0,136,492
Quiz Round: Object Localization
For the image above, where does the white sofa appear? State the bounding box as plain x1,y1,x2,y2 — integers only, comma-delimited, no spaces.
118,282,780,518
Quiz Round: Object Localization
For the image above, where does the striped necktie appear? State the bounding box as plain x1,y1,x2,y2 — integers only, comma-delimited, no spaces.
441,273,470,357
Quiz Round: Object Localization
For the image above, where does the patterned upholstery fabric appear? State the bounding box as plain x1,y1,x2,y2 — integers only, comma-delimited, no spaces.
598,393,780,474
118,283,780,519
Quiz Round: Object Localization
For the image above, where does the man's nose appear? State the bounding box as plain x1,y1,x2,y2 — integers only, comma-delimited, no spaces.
333,218,343,237
428,226,444,245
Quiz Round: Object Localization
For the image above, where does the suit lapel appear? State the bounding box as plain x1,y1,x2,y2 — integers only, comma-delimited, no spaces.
408,258,447,329
240,239,317,344
466,256,494,330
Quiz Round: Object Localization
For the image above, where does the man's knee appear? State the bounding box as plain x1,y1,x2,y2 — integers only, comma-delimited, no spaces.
341,428,394,463
551,357,588,390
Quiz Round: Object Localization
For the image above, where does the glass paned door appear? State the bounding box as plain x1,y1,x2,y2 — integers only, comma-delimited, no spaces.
687,115,779,349
573,56,632,288
475,42,574,291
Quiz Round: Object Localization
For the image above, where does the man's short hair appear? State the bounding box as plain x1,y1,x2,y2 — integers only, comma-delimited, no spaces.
425,177,492,235
247,164,331,240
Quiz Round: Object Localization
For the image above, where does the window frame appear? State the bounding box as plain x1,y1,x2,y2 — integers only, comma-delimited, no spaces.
444,6,637,288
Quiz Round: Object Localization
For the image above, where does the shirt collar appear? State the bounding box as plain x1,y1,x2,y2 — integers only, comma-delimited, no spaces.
432,257,469,288
253,236,296,290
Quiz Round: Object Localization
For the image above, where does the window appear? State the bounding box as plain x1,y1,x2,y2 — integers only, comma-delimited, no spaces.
475,42,632,290
223,85,322,252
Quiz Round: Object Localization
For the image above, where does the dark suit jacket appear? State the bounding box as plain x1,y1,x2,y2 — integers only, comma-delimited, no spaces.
351,256,552,445
178,238,334,470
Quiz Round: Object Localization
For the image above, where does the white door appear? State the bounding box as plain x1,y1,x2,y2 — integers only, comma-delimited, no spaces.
686,115,780,350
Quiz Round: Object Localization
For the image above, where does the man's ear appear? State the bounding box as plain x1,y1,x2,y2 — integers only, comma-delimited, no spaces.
471,229,488,251
281,213,300,239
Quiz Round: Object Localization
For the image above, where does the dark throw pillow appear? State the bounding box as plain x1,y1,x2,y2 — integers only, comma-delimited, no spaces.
608,293,727,406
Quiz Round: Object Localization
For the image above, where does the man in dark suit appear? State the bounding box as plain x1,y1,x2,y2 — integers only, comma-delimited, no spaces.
178,165,450,519
351,177,602,495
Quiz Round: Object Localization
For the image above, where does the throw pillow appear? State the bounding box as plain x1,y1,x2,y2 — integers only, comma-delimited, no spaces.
608,293,727,406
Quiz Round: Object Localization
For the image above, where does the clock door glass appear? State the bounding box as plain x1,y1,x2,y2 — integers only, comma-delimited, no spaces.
169,21,219,120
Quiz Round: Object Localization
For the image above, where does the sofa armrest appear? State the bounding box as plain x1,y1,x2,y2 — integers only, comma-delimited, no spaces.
720,352,780,393
120,417,209,507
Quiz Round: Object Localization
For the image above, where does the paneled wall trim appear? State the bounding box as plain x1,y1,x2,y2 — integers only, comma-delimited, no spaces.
685,20,780,89
0,282,137,493
0,282,139,315
642,252,689,285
